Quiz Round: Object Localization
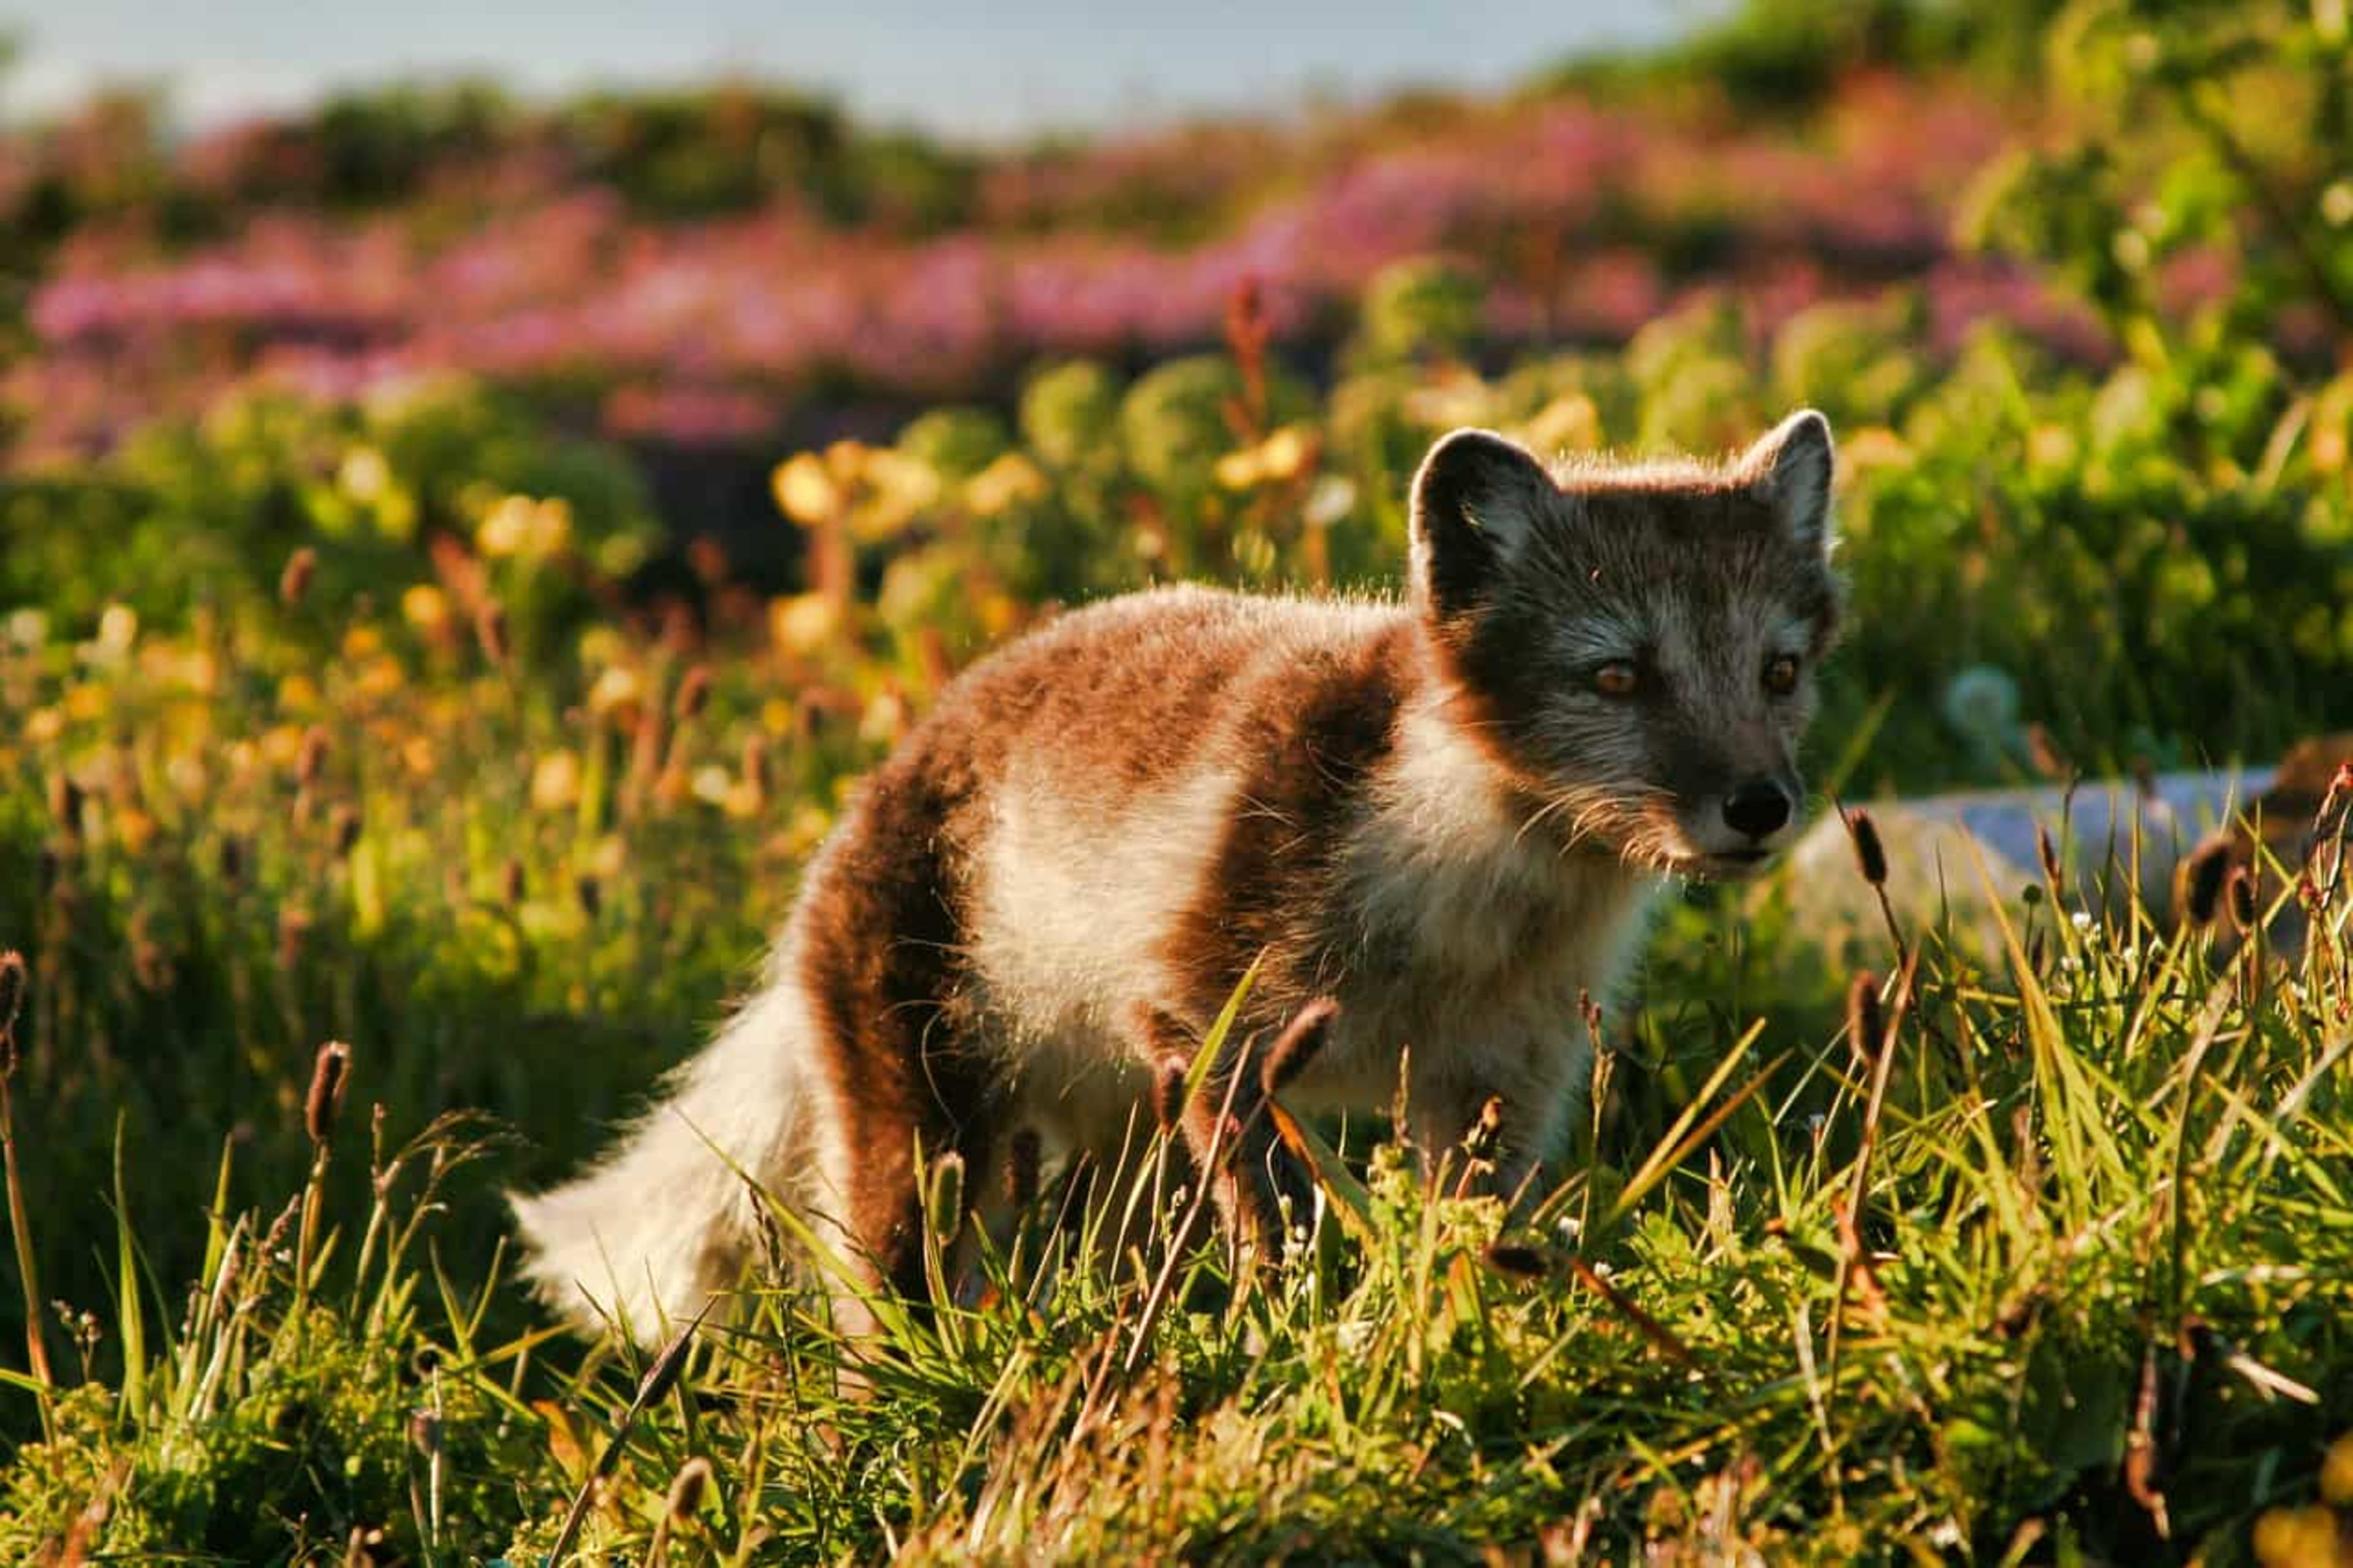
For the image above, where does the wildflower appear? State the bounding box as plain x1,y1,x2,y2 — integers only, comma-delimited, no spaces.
96,604,138,657
587,664,645,716
1940,664,2021,749
772,452,840,525
401,584,450,635
2322,1431,2353,1506
531,751,584,812
338,447,391,503
768,593,839,656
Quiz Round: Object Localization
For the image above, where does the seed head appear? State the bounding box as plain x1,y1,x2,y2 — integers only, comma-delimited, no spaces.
279,547,317,608
330,806,363,860
1259,996,1340,1099
2180,838,2232,929
1006,1127,1042,1209
575,873,602,920
276,907,311,974
305,1040,350,1148
665,1456,713,1521
673,664,714,722
219,835,248,887
1483,1242,1551,1281
295,727,330,790
476,600,510,667
740,734,770,800
1846,808,1887,888
0,950,25,1037
2037,825,2064,898
1152,1056,1189,1132
502,857,526,909
1846,971,1885,1070
407,1409,442,1458
2226,866,2257,934
635,1316,698,1406
47,774,82,839
0,949,25,1076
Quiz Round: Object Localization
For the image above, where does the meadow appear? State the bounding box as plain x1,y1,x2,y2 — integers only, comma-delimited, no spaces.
2,0,2352,1560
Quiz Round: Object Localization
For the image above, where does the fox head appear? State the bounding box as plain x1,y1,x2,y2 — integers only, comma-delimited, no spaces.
1409,411,1843,880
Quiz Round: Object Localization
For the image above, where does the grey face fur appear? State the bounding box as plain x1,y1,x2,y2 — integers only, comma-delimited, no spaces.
1409,411,1843,880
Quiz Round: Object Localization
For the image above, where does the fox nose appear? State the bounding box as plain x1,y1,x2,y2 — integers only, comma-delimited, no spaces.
1722,781,1792,840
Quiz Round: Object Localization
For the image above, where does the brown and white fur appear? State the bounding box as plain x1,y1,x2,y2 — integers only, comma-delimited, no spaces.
512,410,1844,1336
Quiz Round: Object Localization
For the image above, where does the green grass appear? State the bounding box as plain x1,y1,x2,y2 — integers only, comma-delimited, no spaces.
2,746,2350,1559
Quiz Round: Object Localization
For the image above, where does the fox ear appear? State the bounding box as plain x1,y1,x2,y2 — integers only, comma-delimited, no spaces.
1744,409,1835,555
1409,428,1553,614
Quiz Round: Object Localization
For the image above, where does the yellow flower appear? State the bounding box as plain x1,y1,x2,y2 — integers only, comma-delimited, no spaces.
531,750,583,812
279,673,322,713
97,604,139,655
261,724,306,768
479,494,537,556
402,735,437,776
64,684,109,722
1257,425,1314,482
1214,447,1264,490
1522,393,1601,455
964,453,1047,517
772,453,840,525
689,763,736,808
860,688,909,746
587,834,627,879
782,801,833,857
1841,426,1914,476
2253,1504,2348,1568
339,446,392,503
2027,424,2078,471
978,591,1024,641
2323,1433,2353,1507
587,664,645,716
24,708,63,744
113,807,157,856
761,696,797,737
528,498,574,555
167,752,209,803
770,593,839,656
357,656,406,699
402,585,450,634
341,625,385,661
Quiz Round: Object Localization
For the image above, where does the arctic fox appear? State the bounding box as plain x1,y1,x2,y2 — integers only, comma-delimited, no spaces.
513,410,1843,1336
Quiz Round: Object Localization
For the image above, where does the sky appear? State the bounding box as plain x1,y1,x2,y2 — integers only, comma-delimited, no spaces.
0,1,1720,141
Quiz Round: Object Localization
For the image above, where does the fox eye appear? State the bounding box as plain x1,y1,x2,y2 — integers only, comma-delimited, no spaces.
1593,661,1640,699
1764,654,1801,696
